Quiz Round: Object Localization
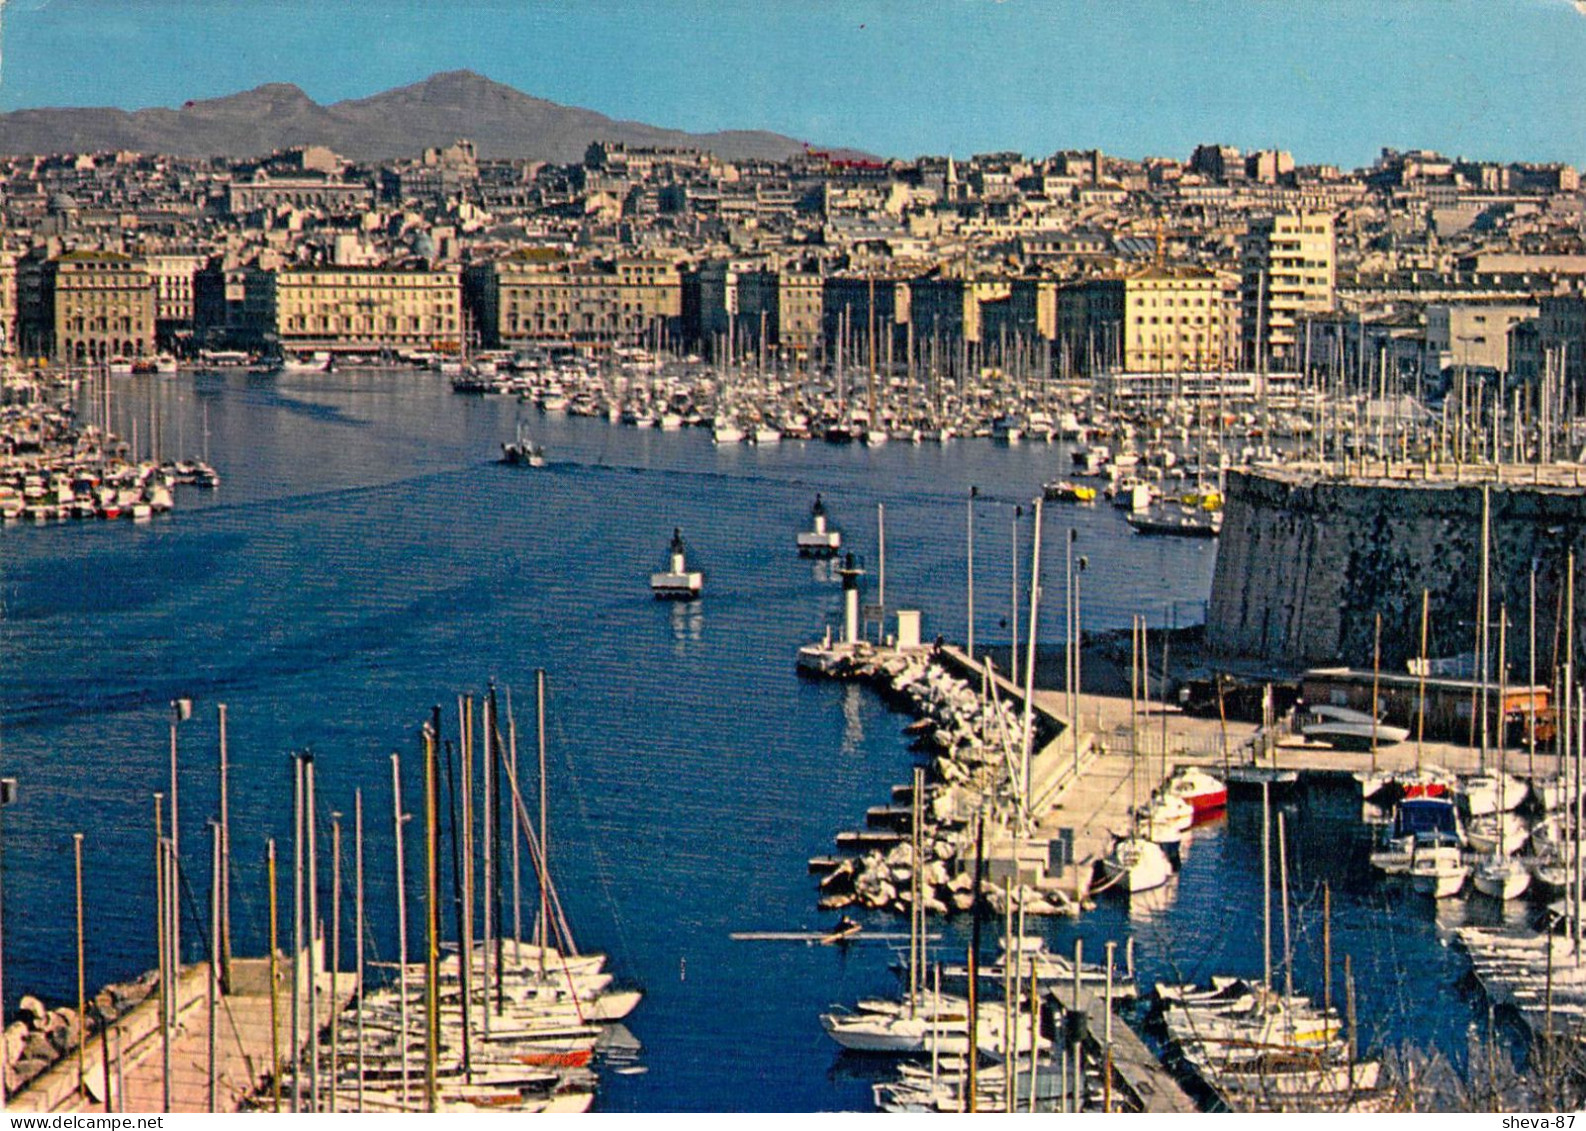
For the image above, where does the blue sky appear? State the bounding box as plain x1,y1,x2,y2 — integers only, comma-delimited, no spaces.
0,0,1583,168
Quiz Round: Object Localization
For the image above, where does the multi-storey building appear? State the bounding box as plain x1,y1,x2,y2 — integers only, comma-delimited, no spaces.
47,250,156,362
472,252,683,349
1240,212,1335,369
266,265,463,354
0,252,16,356
731,267,830,360
1424,301,1538,376
822,274,908,363
223,174,375,216
1522,295,1586,389
908,276,1014,346
1057,265,1239,376
144,252,208,349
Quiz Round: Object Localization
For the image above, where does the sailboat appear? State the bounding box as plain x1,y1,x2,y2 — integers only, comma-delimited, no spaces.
1102,616,1172,893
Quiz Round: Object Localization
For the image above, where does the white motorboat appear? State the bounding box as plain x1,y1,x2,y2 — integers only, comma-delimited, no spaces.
280,350,332,372
1298,705,1409,751
1409,845,1468,898
1465,811,1528,856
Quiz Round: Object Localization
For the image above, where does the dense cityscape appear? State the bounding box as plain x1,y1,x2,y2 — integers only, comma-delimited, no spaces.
0,27,1585,1117
0,109,1581,386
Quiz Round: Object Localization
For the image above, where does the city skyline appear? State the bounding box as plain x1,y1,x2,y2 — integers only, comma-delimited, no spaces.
0,0,1584,169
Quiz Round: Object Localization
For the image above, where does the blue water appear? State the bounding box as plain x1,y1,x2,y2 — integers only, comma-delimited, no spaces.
0,369,1509,1110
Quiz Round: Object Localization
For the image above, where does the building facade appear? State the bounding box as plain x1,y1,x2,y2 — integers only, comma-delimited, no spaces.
48,251,156,362
1240,212,1336,370
0,252,15,357
144,252,209,350
1057,265,1238,376
474,252,683,349
268,266,463,354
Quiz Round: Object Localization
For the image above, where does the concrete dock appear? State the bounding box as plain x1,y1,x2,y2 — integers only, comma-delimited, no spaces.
1048,982,1200,1114
929,643,1552,899
9,942,355,1114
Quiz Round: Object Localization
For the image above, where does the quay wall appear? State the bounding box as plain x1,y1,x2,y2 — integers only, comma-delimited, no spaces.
1207,466,1586,672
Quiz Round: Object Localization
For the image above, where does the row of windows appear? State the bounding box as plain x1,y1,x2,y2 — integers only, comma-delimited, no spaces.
1135,315,1219,326
283,302,458,316
284,316,457,333
282,278,453,290
63,316,143,333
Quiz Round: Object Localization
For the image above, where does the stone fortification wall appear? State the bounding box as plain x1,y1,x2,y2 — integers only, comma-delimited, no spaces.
1207,467,1586,672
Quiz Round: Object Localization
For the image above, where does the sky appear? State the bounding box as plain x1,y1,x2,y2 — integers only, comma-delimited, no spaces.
0,0,1583,169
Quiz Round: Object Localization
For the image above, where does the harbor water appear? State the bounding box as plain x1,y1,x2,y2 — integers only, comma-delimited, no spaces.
0,369,1526,1110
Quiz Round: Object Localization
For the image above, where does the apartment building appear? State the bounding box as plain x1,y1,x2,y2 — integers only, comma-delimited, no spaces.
1240,212,1335,370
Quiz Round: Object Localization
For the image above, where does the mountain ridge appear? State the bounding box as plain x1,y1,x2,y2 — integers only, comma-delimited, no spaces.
0,70,867,164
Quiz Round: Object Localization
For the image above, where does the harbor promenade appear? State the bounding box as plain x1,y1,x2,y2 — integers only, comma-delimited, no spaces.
9,943,355,1114
934,643,1553,899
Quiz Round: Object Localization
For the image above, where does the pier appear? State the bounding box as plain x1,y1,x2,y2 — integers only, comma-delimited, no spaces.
1046,983,1199,1114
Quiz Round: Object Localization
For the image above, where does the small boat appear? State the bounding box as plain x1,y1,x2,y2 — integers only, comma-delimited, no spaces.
1042,480,1097,504
1137,794,1194,845
1409,844,1468,898
1160,766,1228,813
1459,770,1526,818
1465,811,1528,856
280,350,332,373
1100,836,1172,894
1370,797,1463,874
501,423,546,468
1298,705,1410,751
650,528,703,600
1125,504,1221,538
1472,853,1531,901
795,494,842,558
820,916,863,946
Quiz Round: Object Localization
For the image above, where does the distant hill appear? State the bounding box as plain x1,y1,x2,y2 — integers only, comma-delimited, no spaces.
0,70,867,164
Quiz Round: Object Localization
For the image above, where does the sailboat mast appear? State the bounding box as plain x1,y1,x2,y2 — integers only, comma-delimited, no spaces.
1371,613,1382,772
1261,780,1272,992
423,724,440,1113
1480,484,1491,770
507,690,521,963
389,752,410,1109
537,669,550,981
490,685,506,1015
1278,810,1292,1004
354,789,365,1114
1427,590,1440,767
1020,498,1044,826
